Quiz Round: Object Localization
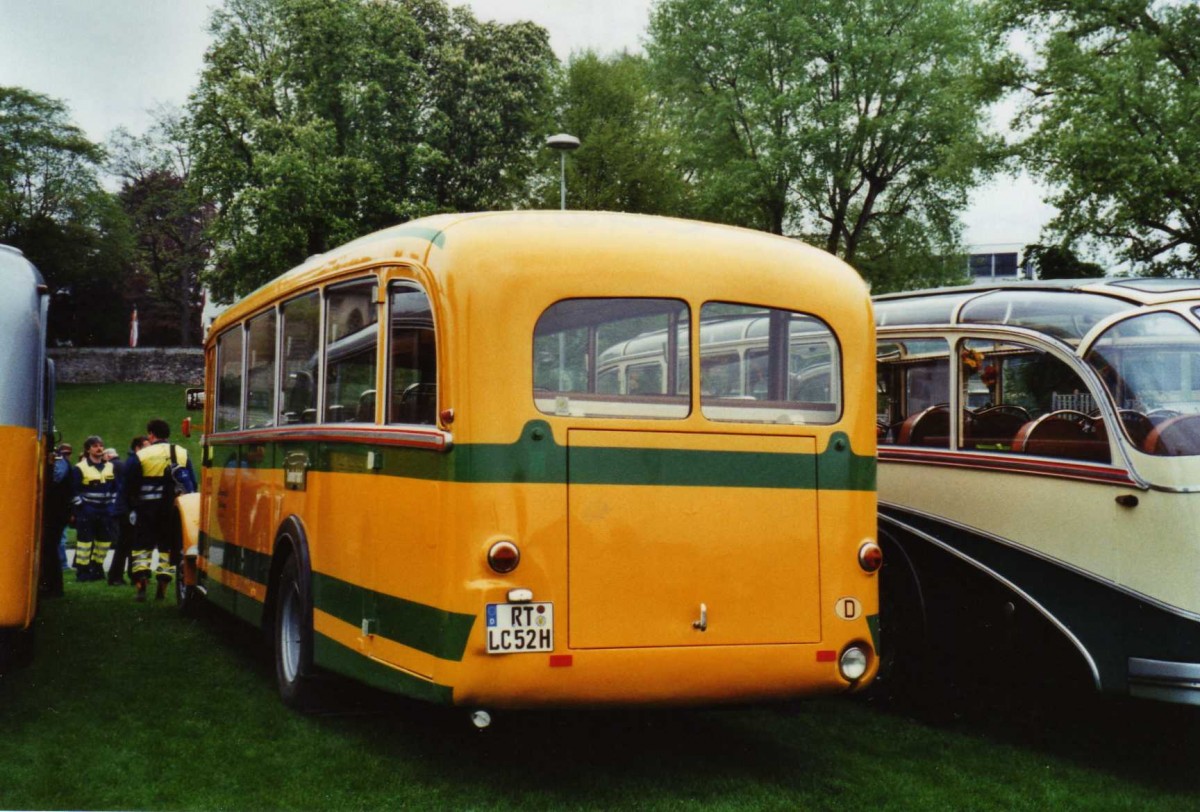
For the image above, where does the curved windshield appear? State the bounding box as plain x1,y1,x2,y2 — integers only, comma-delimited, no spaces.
959,291,1133,342
1086,311,1200,456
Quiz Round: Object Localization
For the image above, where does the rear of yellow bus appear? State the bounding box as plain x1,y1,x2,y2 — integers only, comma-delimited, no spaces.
0,246,50,670
421,213,879,708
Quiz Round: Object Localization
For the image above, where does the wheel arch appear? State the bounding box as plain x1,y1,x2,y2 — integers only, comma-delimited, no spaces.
878,510,1103,692
264,515,313,638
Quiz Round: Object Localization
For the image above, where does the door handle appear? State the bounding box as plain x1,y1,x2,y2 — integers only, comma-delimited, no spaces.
692,602,708,632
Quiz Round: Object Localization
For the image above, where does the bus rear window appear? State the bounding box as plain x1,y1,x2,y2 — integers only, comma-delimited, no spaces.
699,303,841,425
534,298,690,419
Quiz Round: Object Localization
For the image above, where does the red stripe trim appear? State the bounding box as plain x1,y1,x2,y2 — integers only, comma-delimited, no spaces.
879,447,1137,486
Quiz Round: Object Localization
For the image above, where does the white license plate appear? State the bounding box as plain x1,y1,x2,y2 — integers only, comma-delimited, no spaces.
485,602,554,653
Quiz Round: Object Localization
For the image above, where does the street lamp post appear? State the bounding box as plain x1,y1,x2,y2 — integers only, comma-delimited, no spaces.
546,133,580,210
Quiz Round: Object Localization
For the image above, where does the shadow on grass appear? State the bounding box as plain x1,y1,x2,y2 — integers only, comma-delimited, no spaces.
860,665,1200,799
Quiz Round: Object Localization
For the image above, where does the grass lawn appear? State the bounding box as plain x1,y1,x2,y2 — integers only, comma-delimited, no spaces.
53,382,202,464
2,581,1200,811
5,385,1197,810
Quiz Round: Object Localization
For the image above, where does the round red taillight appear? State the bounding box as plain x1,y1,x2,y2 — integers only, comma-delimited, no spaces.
858,541,883,574
487,540,520,574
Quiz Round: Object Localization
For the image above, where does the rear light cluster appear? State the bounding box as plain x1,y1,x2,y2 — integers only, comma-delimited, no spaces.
487,540,520,573
858,540,883,573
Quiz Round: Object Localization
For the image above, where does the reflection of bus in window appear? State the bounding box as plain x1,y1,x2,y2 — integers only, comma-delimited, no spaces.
0,246,52,670
874,279,1200,705
581,310,841,420
179,211,879,720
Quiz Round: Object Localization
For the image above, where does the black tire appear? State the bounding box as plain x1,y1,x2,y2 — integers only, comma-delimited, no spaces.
175,558,201,618
273,554,319,710
863,538,932,702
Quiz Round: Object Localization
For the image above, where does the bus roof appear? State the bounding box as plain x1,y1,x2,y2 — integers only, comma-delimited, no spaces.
209,211,865,341
875,278,1200,308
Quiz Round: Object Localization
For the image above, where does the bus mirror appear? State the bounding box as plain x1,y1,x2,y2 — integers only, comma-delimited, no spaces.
185,388,206,411
181,417,192,439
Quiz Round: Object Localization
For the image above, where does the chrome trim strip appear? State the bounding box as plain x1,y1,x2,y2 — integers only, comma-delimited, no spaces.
205,425,453,451
879,448,1138,486
878,510,1103,690
1128,657,1200,705
879,502,1200,624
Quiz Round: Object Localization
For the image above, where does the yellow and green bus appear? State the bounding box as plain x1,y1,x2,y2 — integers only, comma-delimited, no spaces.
0,245,52,671
180,211,880,719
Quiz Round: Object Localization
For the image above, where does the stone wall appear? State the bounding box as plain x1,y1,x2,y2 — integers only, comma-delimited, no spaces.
49,347,204,385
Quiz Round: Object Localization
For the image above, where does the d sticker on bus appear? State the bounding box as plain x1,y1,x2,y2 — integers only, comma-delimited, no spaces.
835,597,862,621
486,602,554,653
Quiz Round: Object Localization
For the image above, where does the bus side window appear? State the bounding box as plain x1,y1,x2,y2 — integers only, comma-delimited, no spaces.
960,338,1109,463
215,326,244,433
388,284,437,426
324,280,379,423
279,292,321,425
245,309,277,429
876,338,950,446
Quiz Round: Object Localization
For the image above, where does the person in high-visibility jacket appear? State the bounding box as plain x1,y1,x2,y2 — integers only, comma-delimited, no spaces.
121,418,195,602
69,435,120,582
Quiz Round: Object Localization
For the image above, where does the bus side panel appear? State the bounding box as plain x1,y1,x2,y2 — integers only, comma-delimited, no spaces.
300,443,450,685
0,425,41,630
200,443,242,618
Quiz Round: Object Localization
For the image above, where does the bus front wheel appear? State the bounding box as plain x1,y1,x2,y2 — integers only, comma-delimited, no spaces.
274,555,319,709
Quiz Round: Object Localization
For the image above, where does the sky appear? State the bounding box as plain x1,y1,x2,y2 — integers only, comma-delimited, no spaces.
0,0,1055,249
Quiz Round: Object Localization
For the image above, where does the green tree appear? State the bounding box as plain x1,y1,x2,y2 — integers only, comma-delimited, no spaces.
1022,243,1105,280
108,111,212,346
540,51,692,215
189,0,556,300
647,0,1008,288
0,86,132,346
1001,1,1200,275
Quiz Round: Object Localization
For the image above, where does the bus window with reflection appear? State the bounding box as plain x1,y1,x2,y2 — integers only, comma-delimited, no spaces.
245,310,276,429
699,303,841,425
324,281,378,423
534,298,690,420
388,284,437,425
279,292,320,425
215,327,244,432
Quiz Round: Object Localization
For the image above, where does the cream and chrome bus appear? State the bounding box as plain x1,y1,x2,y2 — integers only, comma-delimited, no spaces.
0,245,52,670
875,279,1200,704
180,211,880,719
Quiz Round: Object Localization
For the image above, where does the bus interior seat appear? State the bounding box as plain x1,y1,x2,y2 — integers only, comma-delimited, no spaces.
1013,410,1109,462
1142,414,1200,456
896,404,949,447
395,382,437,424
355,390,376,423
964,406,1027,450
1095,410,1153,451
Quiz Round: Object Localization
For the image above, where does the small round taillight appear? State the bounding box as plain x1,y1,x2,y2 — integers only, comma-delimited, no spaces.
839,645,869,681
858,541,883,574
487,540,520,574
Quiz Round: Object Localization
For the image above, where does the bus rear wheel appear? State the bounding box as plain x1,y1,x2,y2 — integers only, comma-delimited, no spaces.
274,555,319,710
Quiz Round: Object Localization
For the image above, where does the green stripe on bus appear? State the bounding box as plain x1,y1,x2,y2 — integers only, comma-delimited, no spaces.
207,421,876,491
313,571,476,662
203,534,475,662
866,613,880,655
313,632,454,704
